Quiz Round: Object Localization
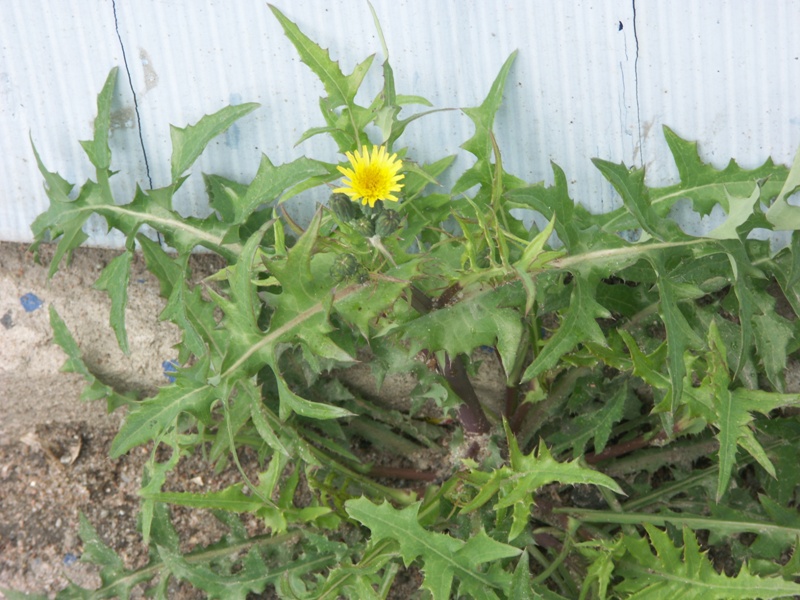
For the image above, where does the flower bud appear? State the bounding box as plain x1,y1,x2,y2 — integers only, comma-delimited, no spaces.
375,210,402,237
330,253,360,282
352,217,375,237
329,193,362,223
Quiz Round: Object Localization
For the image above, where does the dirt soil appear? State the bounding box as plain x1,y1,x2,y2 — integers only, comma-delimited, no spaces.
0,241,234,597
0,241,435,598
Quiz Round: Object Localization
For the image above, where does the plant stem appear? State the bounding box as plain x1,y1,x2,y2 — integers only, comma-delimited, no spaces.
368,465,438,481
445,353,491,434
584,431,661,464
554,508,800,540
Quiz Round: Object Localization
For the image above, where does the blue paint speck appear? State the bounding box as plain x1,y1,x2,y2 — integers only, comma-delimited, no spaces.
20,293,43,312
63,552,78,566
162,360,179,383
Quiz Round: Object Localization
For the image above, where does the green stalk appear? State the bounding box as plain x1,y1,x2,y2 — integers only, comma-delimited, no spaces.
83,531,306,599
555,508,800,539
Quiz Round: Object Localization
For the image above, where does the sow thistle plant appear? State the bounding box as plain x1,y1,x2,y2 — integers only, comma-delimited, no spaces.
13,3,800,599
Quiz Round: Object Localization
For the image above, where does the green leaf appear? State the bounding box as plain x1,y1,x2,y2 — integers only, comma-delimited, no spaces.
137,236,224,362
70,513,153,597
592,158,685,241
401,282,525,378
706,184,761,239
761,436,800,504
461,51,517,163
510,552,546,600
143,483,265,513
565,508,800,543
619,330,671,390
768,233,800,319
696,321,800,500
522,275,610,382
462,423,622,542
766,141,800,230
515,215,556,272
396,94,433,107
240,154,330,218
346,498,520,600
92,250,132,354
661,125,783,215
33,172,241,264
170,102,259,181
79,67,117,172
270,4,374,150
400,154,457,200
204,172,248,224
503,433,623,538
49,306,135,412
648,253,704,413
756,494,800,558
110,363,216,458
270,5,373,110
600,126,787,233
157,546,269,599
28,146,89,277
387,107,455,149
138,439,183,546
615,525,800,599
724,243,762,381
708,321,740,501
244,381,291,457
136,233,181,296
709,496,800,561
752,310,795,392
554,381,628,457
29,136,74,207
207,213,354,422
506,162,584,252
334,260,419,337
370,10,399,147
274,373,353,421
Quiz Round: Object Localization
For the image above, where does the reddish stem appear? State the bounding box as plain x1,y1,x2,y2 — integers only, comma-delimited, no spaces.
585,425,679,464
368,465,438,481
508,400,532,435
444,354,491,435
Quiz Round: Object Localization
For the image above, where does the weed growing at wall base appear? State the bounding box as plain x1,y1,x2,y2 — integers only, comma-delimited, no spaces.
12,3,800,598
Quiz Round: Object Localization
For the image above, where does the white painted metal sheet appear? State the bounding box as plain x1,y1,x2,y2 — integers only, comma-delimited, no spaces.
2,1,800,246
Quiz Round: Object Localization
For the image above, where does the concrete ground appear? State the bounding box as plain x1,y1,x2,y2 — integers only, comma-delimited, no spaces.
0,241,181,445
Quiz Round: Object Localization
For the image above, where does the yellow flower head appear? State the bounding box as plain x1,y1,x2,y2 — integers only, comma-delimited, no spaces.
334,145,404,208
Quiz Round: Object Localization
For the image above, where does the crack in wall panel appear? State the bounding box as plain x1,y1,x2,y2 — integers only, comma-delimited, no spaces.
111,0,153,189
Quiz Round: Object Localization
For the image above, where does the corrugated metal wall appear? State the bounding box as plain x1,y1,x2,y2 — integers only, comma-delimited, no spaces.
2,1,800,246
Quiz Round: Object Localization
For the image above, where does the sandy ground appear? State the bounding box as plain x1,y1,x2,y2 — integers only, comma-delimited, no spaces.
0,241,235,597
0,241,181,445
